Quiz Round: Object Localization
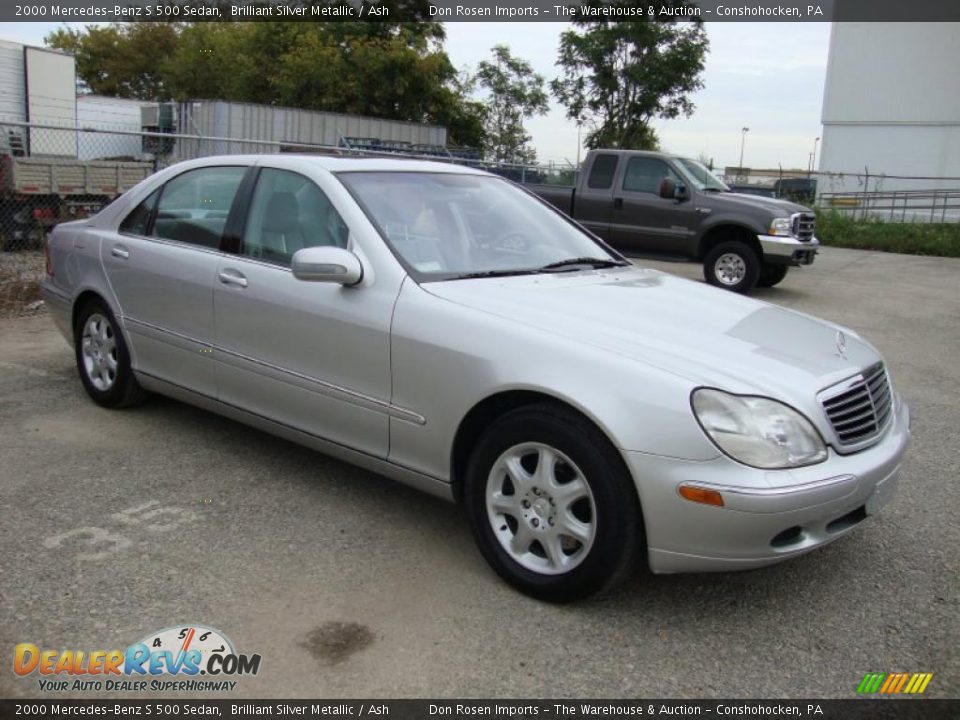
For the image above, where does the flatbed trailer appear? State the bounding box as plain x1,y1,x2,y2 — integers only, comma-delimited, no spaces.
1,155,153,250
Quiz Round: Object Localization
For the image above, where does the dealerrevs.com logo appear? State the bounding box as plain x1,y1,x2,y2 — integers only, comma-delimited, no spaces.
14,624,261,692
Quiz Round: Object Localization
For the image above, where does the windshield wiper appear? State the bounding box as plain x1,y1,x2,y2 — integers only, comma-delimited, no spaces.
451,268,543,280
538,257,629,272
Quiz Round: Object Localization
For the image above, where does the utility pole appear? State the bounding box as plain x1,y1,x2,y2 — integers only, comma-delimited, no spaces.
738,127,749,182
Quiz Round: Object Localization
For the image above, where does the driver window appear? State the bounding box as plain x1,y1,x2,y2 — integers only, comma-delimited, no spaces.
622,157,681,194
241,169,349,267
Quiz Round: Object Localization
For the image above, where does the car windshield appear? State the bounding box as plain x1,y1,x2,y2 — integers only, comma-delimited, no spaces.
676,158,730,192
337,171,621,281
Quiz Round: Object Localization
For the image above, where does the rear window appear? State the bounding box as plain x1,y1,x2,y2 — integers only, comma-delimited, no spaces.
587,154,618,189
151,167,246,250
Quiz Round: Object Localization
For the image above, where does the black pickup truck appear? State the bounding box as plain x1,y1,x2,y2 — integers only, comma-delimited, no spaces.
529,149,819,293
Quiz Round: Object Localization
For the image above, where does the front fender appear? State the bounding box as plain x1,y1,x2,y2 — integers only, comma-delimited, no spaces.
387,282,719,483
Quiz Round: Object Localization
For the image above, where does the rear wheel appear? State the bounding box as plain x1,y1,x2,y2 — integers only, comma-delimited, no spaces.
75,299,147,408
464,403,643,602
757,263,789,288
703,240,760,294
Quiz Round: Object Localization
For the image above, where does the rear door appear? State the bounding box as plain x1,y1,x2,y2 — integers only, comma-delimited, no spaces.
572,153,619,239
608,156,697,254
101,165,248,397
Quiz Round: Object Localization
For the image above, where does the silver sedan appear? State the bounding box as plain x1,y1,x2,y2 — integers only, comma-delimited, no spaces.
41,156,910,601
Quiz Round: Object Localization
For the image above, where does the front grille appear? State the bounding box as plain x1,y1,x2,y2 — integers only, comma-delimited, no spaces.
791,212,816,241
821,363,893,447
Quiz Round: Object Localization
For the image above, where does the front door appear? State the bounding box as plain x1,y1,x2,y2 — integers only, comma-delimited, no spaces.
212,167,397,459
608,156,696,254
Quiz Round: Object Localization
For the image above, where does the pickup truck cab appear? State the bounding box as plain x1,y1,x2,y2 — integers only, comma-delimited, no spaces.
530,149,819,293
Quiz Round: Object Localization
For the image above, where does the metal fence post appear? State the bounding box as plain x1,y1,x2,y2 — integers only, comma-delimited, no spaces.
862,167,870,220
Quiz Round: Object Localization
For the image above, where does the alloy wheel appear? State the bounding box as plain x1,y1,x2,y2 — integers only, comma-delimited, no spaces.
485,442,597,575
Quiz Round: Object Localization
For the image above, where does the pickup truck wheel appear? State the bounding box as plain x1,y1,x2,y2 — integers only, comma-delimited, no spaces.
703,241,760,293
757,263,789,288
464,404,643,602
75,300,148,409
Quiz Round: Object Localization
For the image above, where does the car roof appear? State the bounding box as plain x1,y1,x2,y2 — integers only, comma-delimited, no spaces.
178,154,490,175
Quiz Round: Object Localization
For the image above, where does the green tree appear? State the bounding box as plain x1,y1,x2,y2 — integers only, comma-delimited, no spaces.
551,10,708,150
46,23,182,99
474,45,549,164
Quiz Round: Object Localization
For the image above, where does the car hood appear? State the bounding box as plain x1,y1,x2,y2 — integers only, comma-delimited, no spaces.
425,266,880,402
711,191,810,216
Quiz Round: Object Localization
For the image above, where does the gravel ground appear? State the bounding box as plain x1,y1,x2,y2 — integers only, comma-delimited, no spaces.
0,246,957,700
0,252,45,318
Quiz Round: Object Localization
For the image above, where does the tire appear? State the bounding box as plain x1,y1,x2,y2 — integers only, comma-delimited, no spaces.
703,240,760,293
464,403,644,602
74,299,148,408
757,263,789,288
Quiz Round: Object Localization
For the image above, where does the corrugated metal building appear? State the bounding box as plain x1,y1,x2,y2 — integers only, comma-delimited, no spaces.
0,39,76,156
0,39,26,122
171,100,448,160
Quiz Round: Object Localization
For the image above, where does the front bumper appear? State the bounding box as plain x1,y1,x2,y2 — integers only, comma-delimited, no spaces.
758,234,819,266
627,397,910,574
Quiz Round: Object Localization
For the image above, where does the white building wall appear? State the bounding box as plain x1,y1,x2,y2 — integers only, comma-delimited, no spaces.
77,95,145,160
819,23,960,196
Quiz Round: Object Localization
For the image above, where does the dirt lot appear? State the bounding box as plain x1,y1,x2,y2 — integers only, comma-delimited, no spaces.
0,247,957,699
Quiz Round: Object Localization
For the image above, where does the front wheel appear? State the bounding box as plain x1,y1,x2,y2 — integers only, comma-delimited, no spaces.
75,299,148,408
757,263,789,288
464,404,644,602
703,240,760,293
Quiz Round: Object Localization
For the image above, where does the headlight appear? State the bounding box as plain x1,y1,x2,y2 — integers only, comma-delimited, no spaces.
768,217,793,236
692,388,827,468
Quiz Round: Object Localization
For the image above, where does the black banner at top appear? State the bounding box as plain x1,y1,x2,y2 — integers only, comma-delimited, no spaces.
6,0,960,23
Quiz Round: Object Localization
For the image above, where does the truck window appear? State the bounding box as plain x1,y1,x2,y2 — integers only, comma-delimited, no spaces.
622,157,681,194
587,154,619,189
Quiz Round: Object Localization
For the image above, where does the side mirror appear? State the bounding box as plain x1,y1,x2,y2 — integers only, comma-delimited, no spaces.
659,178,688,201
291,246,363,286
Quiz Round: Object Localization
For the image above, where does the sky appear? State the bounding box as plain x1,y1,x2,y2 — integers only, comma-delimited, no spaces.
0,21,832,170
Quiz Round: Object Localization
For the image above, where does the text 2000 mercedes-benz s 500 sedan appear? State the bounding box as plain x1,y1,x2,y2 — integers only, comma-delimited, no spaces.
41,156,910,602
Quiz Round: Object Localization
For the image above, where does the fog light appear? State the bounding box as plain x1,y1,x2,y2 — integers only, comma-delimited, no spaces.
678,485,724,507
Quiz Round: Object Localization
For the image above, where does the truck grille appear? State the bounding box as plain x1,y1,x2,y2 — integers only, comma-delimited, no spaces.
820,363,893,447
791,212,816,241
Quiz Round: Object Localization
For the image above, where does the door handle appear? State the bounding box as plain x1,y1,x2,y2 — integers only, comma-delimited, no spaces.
218,269,248,288
111,245,129,259
613,197,623,209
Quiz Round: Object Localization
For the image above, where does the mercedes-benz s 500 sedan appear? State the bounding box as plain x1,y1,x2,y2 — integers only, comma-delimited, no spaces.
41,156,910,601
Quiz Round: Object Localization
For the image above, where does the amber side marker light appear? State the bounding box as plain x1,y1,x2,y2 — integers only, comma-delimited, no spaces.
678,485,725,507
